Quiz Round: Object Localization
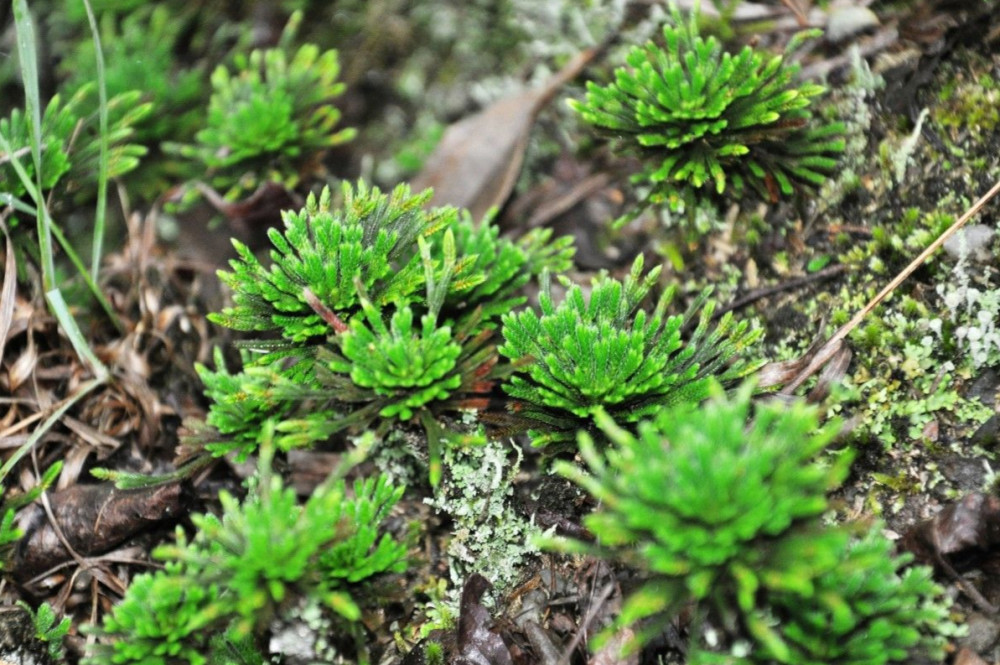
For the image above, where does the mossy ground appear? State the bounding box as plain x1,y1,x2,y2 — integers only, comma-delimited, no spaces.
4,1,1000,662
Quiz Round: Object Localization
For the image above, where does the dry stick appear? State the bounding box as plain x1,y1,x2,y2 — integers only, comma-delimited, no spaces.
556,581,616,665
714,263,848,320
780,176,1000,395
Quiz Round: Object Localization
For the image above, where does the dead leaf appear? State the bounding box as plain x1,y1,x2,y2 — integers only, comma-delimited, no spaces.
412,45,605,221
456,573,514,665
10,481,190,579
902,492,1000,568
902,492,1000,614
954,647,990,665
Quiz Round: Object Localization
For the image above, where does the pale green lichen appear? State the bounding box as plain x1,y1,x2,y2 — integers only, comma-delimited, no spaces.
425,430,539,593
930,241,1000,370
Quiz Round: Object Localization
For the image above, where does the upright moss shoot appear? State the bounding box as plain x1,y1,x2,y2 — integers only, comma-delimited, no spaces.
571,1,844,212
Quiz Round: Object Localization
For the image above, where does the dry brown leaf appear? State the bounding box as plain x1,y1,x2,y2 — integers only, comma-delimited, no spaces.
412,45,604,221
456,573,514,665
954,647,990,665
10,481,190,579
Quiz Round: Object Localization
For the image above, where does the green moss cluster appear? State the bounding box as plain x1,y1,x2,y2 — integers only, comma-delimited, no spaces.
500,255,761,449
546,385,956,662
88,445,406,665
171,13,354,198
571,1,844,212
196,180,573,485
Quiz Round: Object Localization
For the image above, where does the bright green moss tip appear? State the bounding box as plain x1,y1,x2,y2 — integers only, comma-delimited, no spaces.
571,0,845,209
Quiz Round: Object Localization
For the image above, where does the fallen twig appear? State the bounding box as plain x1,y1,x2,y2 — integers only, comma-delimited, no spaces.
714,263,848,320
780,176,1000,395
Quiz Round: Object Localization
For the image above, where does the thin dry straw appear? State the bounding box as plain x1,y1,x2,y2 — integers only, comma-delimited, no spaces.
781,176,1000,394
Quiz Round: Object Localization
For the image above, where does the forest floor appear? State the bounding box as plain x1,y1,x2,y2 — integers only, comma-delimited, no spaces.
3,1,1000,663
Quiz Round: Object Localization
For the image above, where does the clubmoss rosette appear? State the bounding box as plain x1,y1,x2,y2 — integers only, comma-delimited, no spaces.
499,256,761,448
570,2,845,208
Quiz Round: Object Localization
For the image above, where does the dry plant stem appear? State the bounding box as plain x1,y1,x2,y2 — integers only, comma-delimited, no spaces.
780,176,1000,395
780,0,809,26
933,549,998,615
715,263,847,320
557,581,616,665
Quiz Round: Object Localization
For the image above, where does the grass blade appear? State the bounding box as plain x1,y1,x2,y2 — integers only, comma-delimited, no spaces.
81,0,110,281
7,0,114,374
11,0,53,288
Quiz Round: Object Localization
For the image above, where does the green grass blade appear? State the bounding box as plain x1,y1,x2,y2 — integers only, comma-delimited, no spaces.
81,0,110,281
46,288,108,380
11,0,53,289
7,0,118,369
0,128,123,334
0,193,38,216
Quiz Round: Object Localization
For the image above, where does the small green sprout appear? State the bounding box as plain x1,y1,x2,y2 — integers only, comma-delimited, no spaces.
571,1,844,212
0,461,62,569
499,255,761,448
18,601,71,661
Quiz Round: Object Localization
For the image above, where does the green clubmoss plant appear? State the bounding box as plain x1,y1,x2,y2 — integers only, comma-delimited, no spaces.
738,529,956,665
87,432,407,665
59,6,204,147
498,255,761,448
570,1,845,214
172,12,355,199
544,383,955,662
211,181,449,346
0,84,150,202
195,180,572,483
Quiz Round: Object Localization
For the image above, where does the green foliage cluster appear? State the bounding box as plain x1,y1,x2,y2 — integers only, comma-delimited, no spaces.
499,255,761,448
58,6,204,147
173,13,355,198
196,180,573,483
0,84,149,201
21,601,72,661
331,300,463,420
548,384,955,663
88,443,406,665
211,181,448,343
571,2,844,212
0,462,62,570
